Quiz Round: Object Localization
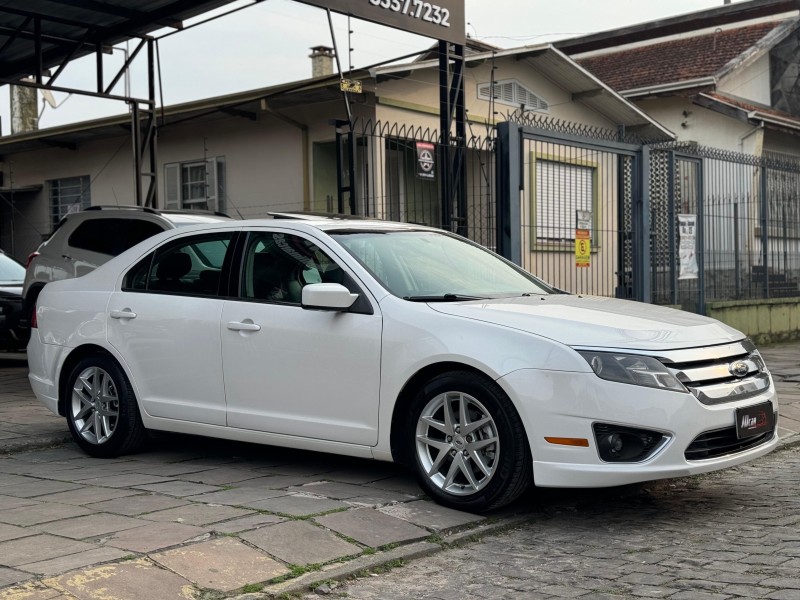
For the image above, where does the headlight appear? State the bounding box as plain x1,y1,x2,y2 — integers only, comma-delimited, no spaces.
577,351,687,393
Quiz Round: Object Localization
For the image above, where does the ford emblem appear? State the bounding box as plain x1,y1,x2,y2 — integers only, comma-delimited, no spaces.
729,361,750,378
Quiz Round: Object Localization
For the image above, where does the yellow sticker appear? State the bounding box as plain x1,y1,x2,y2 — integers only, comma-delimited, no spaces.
575,229,591,268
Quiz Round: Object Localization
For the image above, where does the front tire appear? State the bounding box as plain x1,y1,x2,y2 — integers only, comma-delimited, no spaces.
406,371,532,512
65,354,146,458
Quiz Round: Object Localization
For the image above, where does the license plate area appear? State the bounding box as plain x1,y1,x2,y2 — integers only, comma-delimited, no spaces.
735,402,774,440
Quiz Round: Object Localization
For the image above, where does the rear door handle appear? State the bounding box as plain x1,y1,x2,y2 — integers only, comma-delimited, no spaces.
227,321,261,332
110,310,137,320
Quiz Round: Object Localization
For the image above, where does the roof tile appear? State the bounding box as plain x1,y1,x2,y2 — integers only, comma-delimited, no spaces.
576,22,779,92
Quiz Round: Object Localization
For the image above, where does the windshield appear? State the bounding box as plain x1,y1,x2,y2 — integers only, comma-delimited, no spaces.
0,253,25,283
331,230,552,300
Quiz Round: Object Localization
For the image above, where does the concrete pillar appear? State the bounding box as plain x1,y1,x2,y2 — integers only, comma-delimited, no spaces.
10,85,38,134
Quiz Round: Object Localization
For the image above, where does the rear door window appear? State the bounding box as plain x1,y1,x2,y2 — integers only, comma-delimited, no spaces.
124,232,236,297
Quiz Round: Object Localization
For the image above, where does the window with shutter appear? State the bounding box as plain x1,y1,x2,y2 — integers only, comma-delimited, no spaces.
534,159,594,242
163,157,226,212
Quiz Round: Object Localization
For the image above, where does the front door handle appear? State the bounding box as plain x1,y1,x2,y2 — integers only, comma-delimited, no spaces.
110,309,137,320
227,321,261,332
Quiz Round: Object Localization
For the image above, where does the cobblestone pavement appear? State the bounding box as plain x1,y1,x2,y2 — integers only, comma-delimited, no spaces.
304,443,800,600
0,342,798,599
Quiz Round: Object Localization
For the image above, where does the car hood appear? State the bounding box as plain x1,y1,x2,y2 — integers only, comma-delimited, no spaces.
428,295,743,351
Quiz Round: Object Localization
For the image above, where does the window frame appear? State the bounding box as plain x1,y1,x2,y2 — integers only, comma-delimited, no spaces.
529,152,600,251
122,230,240,298
49,175,91,229
235,230,374,315
163,157,226,212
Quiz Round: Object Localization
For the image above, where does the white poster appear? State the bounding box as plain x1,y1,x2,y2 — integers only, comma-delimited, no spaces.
678,214,699,280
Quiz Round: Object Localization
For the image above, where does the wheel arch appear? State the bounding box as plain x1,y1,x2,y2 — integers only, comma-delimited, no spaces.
389,361,515,465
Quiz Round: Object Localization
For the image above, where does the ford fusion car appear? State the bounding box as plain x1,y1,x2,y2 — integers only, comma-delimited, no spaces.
27,219,778,512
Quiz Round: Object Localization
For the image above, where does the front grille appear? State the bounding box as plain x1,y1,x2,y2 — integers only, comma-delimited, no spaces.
684,417,776,460
657,340,771,406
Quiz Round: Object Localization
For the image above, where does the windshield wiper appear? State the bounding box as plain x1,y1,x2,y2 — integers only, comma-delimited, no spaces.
403,294,487,302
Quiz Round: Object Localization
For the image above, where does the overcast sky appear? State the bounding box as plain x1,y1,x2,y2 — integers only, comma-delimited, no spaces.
1,0,745,131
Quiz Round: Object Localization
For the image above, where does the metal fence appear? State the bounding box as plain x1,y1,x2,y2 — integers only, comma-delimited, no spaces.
650,144,800,312
351,117,800,314
327,118,497,249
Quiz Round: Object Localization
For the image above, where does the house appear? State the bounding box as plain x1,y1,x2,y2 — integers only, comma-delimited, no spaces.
557,0,800,157
546,0,800,310
0,42,671,270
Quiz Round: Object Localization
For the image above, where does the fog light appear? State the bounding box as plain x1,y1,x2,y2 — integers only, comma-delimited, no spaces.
593,423,665,462
602,433,624,457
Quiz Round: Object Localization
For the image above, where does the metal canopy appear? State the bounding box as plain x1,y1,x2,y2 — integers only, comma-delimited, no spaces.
0,0,242,208
0,0,468,220
0,1,237,83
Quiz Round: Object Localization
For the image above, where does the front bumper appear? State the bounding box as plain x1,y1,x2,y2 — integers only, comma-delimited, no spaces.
498,368,778,488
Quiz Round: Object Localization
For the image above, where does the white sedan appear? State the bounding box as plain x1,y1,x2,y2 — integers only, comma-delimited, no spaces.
28,218,778,511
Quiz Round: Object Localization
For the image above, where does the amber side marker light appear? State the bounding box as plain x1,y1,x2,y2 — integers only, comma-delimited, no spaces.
545,437,590,447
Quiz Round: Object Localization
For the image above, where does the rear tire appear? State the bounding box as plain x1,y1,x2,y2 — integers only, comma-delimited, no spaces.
65,354,146,458
405,370,532,513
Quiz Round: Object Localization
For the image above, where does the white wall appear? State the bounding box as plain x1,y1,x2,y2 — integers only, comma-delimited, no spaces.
1,110,313,260
635,97,764,154
374,56,623,132
718,54,772,106
158,113,305,218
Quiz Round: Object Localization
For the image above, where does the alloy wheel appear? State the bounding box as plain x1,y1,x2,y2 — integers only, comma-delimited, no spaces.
71,366,120,445
415,391,499,496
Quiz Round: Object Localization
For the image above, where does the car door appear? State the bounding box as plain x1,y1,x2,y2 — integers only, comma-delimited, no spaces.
107,231,238,426
221,229,382,446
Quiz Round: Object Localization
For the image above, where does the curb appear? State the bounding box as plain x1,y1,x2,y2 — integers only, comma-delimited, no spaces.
0,432,72,455
251,514,532,599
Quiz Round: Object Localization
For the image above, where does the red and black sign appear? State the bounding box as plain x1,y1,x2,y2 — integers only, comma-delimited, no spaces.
416,141,435,180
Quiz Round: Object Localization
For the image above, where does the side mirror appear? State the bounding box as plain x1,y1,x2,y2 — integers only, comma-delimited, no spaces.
301,283,358,311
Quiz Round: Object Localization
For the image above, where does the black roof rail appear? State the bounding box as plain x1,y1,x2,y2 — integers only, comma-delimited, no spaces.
84,205,159,215
268,211,375,221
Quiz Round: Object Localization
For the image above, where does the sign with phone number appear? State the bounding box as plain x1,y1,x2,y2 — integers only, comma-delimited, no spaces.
297,0,465,44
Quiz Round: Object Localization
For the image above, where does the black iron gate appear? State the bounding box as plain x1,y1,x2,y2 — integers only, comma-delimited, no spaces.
496,118,650,301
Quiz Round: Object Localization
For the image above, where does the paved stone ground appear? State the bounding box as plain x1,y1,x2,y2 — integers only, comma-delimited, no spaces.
307,443,800,600
0,342,797,599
